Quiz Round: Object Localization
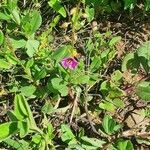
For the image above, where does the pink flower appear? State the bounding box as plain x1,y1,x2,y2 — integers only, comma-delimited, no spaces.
60,57,78,70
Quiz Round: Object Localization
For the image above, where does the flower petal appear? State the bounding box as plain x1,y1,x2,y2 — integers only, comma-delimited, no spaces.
69,59,78,69
60,57,78,70
61,59,68,68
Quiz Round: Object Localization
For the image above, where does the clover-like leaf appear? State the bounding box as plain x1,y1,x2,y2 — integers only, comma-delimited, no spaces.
136,81,150,101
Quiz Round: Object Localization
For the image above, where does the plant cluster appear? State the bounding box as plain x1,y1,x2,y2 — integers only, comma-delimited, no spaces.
0,0,149,150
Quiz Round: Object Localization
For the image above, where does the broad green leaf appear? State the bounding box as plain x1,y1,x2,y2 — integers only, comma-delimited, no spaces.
90,56,102,72
53,45,71,62
61,124,77,144
58,85,68,96
113,98,124,108
47,123,54,139
26,59,34,68
32,134,42,144
18,120,29,138
81,144,98,150
85,6,95,22
21,13,32,34
0,122,18,141
136,81,150,101
34,69,47,81
0,30,4,45
107,144,118,150
99,101,116,112
76,75,90,84
11,9,20,25
100,81,111,96
20,85,36,97
7,111,18,121
10,38,26,49
81,136,106,148
51,78,63,90
108,88,124,99
51,77,68,96
29,11,42,35
111,70,122,82
109,36,121,46
6,54,18,65
26,39,39,57
7,0,18,10
0,59,11,69
122,53,139,72
42,101,54,114
48,0,67,18
67,144,84,150
4,138,28,150
137,41,150,71
14,94,37,128
117,139,134,150
0,12,11,20
102,115,119,135
14,94,28,120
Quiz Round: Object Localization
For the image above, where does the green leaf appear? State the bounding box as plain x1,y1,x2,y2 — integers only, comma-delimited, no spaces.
51,77,68,96
113,98,124,108
81,136,106,148
5,54,18,65
29,11,42,35
48,0,67,18
4,138,29,150
14,94,28,120
11,9,20,25
85,6,95,22
47,123,54,139
58,85,68,96
51,78,66,89
14,94,37,128
18,120,29,138
20,85,36,97
76,75,90,84
102,115,119,135
34,69,47,81
0,59,11,69
26,39,39,57
7,0,18,10
61,124,77,144
51,78,63,89
90,56,102,72
111,70,122,82
100,81,111,96
53,45,71,62
137,41,150,72
25,59,34,68
99,101,116,112
0,122,18,141
136,81,150,101
117,139,134,150
7,111,18,121
0,12,11,20
10,38,26,49
122,53,139,72
0,30,4,45
32,134,42,144
67,144,84,150
42,101,55,114
109,36,121,46
81,144,98,150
